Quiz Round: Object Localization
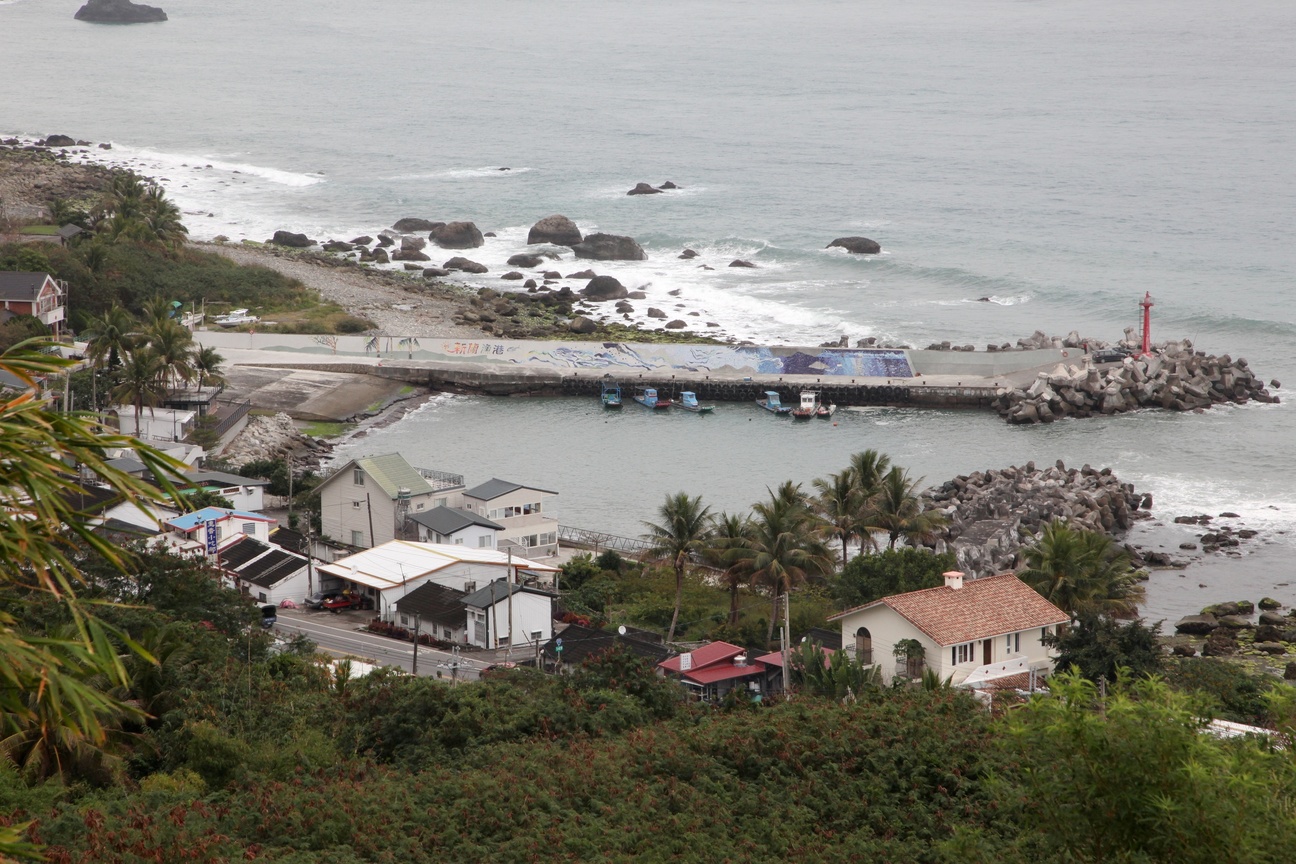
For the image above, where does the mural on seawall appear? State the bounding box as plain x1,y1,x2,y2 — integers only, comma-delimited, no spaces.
439,340,916,378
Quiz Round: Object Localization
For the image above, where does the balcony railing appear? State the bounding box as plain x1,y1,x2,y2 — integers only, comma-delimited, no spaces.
415,467,465,491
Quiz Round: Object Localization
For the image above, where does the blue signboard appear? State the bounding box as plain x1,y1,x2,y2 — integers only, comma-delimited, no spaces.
205,520,219,555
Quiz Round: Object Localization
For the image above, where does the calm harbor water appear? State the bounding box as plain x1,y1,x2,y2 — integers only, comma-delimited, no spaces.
3,0,1293,619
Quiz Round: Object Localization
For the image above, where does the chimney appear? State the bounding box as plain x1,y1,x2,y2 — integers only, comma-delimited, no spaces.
943,570,964,590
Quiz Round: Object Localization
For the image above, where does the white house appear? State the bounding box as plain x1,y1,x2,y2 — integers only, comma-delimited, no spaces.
112,406,196,443
315,540,560,622
393,582,472,644
159,507,276,557
183,468,269,512
316,453,465,547
219,536,310,606
461,478,559,557
829,571,1069,687
407,506,503,548
461,579,556,651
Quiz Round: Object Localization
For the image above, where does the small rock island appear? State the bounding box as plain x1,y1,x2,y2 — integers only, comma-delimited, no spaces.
75,0,168,24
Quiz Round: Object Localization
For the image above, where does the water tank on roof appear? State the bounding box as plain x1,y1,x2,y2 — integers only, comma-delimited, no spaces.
397,487,411,501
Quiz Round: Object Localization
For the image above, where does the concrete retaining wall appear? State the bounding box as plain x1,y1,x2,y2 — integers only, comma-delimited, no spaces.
907,348,1065,377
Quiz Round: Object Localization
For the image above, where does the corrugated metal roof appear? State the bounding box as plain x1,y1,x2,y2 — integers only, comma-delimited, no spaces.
408,506,503,535
356,453,435,499
0,272,53,301
317,540,560,593
464,477,558,501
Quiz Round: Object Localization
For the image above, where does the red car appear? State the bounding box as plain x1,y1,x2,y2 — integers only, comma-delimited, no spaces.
321,592,370,612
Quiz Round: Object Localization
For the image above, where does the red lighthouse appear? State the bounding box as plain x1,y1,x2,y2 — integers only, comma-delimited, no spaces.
1139,292,1154,357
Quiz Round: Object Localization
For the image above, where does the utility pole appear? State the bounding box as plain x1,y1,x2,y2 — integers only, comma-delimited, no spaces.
366,492,375,548
287,452,294,519
411,613,420,675
505,549,515,662
781,590,792,699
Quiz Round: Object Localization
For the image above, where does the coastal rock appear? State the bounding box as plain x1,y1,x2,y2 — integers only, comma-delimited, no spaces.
1216,615,1253,630
391,249,430,262
369,248,389,264
1286,662,1296,681
74,0,167,23
827,236,882,254
376,235,394,248
422,267,450,278
679,249,698,259
507,253,546,268
350,236,374,246
1260,597,1282,611
501,271,525,281
665,319,687,329
1259,611,1287,626
1253,642,1288,656
627,182,662,196
322,241,354,253
1174,614,1218,636
528,214,583,247
647,308,667,319
392,218,440,232
43,134,77,147
580,275,628,301
572,233,646,261
269,230,312,248
568,316,598,334
400,236,427,252
729,259,757,268
1171,645,1197,658
443,257,488,274
566,269,596,280
659,181,680,189
430,221,484,249
543,270,562,280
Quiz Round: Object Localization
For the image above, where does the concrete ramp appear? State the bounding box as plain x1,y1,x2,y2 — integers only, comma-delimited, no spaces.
223,366,410,421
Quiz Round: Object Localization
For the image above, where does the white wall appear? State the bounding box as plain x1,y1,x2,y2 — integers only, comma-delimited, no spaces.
241,566,309,607
467,591,553,650
320,469,437,547
414,521,498,549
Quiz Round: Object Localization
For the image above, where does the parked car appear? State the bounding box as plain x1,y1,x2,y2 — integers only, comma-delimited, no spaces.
304,591,328,610
321,592,371,612
259,604,278,629
1091,347,1132,364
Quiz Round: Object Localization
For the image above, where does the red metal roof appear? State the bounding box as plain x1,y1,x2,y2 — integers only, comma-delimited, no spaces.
828,573,1069,647
658,641,744,674
680,660,767,685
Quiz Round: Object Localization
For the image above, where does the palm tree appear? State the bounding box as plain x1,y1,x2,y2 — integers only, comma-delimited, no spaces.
642,492,713,643
1019,520,1146,619
83,306,139,411
141,185,188,249
194,346,225,396
849,449,892,498
704,512,755,627
734,488,833,643
864,467,945,550
813,469,860,570
111,347,165,434
147,318,196,394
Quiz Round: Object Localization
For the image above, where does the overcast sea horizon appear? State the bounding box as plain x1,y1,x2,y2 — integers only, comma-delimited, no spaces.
3,0,1294,619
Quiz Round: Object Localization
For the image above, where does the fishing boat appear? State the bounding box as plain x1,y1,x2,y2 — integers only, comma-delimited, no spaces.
601,381,623,409
633,387,671,409
214,308,260,327
816,401,837,418
790,391,819,420
756,391,792,415
672,391,714,414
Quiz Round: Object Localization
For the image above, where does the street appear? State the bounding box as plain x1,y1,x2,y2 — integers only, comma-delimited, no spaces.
274,609,482,682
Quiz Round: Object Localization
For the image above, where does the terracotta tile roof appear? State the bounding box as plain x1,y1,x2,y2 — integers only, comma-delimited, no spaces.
828,573,1068,647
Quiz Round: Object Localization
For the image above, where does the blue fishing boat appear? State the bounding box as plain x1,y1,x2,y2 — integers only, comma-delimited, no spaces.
672,391,715,413
601,381,623,409
756,391,792,415
634,387,672,409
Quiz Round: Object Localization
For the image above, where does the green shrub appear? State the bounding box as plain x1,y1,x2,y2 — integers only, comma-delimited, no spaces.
335,315,371,333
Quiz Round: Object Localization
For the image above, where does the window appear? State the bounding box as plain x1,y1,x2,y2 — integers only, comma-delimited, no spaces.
1006,632,1020,654
1041,626,1052,641
242,522,256,535
952,643,974,664
464,582,477,594
443,627,453,640
351,530,364,546
531,630,542,643
478,535,491,548
435,497,448,508
400,614,409,626
454,537,463,545
415,503,424,510
257,592,266,602
353,468,365,486
352,500,363,509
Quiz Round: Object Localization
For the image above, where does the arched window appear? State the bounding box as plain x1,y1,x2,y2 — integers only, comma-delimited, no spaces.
855,627,873,665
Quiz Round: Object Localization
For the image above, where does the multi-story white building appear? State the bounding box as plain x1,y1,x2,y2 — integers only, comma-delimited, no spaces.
461,478,559,557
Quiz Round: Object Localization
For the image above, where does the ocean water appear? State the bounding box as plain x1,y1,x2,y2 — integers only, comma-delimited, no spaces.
4,0,1294,616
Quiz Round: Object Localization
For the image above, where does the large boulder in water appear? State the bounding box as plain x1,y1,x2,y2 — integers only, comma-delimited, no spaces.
75,0,167,22
527,214,582,247
580,275,628,301
627,182,662,196
572,233,646,261
430,221,484,249
827,236,882,255
392,218,441,232
568,316,598,334
43,134,77,147
444,257,488,274
507,253,546,268
269,230,312,248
